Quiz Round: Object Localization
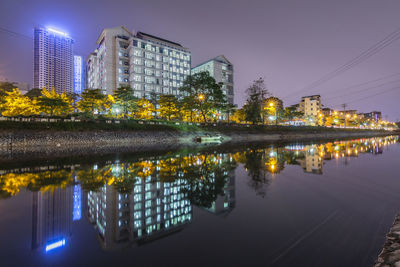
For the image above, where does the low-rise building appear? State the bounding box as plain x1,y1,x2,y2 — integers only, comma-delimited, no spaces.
299,95,321,125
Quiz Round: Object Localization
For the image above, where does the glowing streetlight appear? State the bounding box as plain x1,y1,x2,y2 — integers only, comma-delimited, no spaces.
198,94,205,101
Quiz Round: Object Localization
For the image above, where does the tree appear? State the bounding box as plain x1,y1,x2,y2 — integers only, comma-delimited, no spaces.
264,96,284,125
24,88,42,99
243,78,270,124
113,86,138,118
283,105,303,121
180,72,226,123
77,88,114,117
0,82,16,97
0,89,39,116
37,88,73,116
231,108,246,123
221,103,237,123
136,98,155,119
158,94,179,121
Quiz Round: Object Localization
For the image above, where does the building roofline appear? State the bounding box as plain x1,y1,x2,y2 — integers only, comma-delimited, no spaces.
96,26,133,44
192,55,232,69
301,94,321,99
135,31,185,48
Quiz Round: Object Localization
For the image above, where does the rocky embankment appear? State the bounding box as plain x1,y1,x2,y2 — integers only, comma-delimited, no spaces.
375,215,400,267
0,129,394,161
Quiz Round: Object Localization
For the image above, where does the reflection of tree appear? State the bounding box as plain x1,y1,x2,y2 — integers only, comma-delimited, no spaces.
28,170,73,192
77,168,111,192
244,149,270,198
182,154,237,208
112,163,138,194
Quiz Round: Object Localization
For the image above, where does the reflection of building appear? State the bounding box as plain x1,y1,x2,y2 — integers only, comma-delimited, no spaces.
34,27,74,94
299,145,323,174
31,187,73,251
86,26,191,98
87,177,192,250
191,55,234,104
206,171,235,215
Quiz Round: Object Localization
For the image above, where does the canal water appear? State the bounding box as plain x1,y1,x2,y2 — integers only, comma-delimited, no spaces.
0,136,399,267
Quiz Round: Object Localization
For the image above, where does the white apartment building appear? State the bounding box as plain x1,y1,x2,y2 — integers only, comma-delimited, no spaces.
34,27,74,94
86,26,191,99
191,55,234,104
299,95,321,122
86,51,99,89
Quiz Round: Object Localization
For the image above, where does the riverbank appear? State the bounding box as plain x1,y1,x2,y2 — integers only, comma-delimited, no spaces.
0,125,394,160
375,214,400,266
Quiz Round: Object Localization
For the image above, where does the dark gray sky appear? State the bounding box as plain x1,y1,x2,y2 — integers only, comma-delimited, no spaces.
1,0,400,120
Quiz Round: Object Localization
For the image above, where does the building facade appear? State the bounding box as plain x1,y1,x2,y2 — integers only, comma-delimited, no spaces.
299,95,321,124
34,27,74,94
191,55,234,104
361,111,382,122
86,26,191,99
73,55,86,95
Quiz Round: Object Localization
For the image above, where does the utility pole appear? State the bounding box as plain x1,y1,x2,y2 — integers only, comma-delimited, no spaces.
342,103,347,128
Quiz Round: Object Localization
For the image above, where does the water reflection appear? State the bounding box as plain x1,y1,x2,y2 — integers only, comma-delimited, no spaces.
0,135,398,253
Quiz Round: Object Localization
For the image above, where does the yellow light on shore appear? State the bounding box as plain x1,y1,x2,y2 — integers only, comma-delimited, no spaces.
269,102,274,107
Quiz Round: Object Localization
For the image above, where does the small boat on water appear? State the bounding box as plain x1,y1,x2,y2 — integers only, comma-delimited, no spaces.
195,135,222,143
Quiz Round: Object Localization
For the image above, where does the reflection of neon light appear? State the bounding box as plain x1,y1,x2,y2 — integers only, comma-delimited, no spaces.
47,27,68,37
73,184,82,221
45,239,66,252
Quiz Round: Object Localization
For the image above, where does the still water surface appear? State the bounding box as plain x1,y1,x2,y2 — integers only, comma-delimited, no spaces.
0,136,399,267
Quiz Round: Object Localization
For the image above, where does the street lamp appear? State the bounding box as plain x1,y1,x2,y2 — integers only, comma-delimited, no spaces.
198,94,205,101
268,101,277,125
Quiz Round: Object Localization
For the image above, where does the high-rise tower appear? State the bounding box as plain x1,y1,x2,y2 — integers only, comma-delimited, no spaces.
34,27,74,94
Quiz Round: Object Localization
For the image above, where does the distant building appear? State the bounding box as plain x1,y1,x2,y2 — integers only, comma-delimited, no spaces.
34,27,74,94
299,95,321,124
86,26,191,98
191,55,234,104
73,55,86,95
361,111,382,122
322,107,334,116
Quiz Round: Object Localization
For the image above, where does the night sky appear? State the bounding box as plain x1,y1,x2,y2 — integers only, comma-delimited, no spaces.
1,0,400,120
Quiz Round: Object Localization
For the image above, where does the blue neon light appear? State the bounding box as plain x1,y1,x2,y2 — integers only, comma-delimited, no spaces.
45,239,66,252
73,184,82,221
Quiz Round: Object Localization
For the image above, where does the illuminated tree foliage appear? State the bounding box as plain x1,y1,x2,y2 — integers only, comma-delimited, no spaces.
77,88,114,117
37,88,73,116
180,72,226,123
136,98,155,119
158,94,180,121
0,89,39,116
113,86,138,118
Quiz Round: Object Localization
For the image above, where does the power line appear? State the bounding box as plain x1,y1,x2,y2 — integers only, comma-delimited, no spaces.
322,72,400,96
282,26,400,101
324,78,400,104
331,85,400,107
